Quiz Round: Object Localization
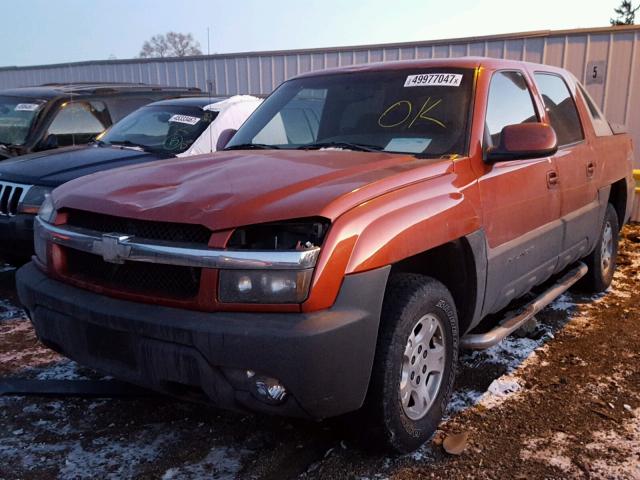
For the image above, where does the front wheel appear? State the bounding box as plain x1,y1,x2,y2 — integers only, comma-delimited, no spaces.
579,203,620,293
364,274,458,453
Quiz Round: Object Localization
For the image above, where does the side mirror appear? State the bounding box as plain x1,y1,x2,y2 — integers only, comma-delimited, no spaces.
485,123,557,163
37,134,59,151
216,129,237,151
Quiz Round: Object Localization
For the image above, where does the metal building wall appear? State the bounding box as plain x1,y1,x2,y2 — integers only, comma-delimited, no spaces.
1,25,639,214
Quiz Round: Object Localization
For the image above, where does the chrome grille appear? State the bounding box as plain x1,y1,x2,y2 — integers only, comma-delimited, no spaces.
0,182,30,216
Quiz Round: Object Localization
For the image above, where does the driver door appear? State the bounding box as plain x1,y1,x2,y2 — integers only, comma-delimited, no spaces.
478,70,562,316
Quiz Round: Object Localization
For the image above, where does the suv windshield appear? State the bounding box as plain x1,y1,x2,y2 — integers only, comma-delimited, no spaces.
101,105,217,154
227,68,473,157
0,95,46,146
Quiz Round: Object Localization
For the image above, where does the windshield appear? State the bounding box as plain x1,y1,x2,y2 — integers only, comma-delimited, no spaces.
101,105,217,154
0,95,46,146
227,68,473,156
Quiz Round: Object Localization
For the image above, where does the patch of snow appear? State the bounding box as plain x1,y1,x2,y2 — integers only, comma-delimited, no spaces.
162,447,248,480
549,293,576,311
34,360,91,380
407,444,435,462
521,409,640,479
480,376,522,409
0,397,177,478
60,433,176,480
447,389,483,414
447,292,585,416
521,432,577,473
583,408,640,479
463,336,545,372
0,301,25,322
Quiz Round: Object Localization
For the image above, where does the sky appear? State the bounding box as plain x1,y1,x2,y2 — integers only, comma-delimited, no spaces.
0,0,627,67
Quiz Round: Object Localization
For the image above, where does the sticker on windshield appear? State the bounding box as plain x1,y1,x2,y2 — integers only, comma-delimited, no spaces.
404,73,462,87
385,138,432,153
14,103,41,111
169,114,200,125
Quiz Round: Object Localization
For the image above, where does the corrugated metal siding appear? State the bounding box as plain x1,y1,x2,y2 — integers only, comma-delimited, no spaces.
1,25,639,219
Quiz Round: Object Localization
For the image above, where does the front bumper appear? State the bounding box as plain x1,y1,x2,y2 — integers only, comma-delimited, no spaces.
16,262,389,419
0,213,35,263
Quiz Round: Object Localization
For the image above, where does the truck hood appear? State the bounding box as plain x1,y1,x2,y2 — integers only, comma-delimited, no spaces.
0,145,170,187
54,149,454,232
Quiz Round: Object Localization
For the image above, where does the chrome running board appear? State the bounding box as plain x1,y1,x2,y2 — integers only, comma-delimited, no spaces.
461,262,588,350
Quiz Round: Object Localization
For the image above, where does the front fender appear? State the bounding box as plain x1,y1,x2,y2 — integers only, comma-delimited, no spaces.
302,172,481,312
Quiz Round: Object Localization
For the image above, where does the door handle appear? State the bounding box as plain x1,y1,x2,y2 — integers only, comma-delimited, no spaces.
547,170,559,188
586,162,596,178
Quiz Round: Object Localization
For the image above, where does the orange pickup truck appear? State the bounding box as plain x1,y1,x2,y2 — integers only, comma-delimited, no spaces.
17,57,635,452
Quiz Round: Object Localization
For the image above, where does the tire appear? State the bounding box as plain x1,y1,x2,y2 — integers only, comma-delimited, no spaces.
578,203,619,293
363,273,458,453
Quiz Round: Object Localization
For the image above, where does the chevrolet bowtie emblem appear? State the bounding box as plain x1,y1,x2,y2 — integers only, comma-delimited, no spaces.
98,233,133,264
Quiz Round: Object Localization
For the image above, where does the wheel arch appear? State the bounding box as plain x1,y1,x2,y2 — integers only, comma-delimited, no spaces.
608,178,628,229
387,230,487,336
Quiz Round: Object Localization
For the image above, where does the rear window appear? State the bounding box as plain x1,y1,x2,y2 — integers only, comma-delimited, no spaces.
534,73,584,146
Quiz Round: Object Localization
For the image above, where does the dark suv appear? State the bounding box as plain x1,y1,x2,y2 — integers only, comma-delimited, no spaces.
0,95,245,265
0,83,200,159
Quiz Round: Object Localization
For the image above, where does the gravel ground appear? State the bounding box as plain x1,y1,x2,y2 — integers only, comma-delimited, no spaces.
0,224,638,480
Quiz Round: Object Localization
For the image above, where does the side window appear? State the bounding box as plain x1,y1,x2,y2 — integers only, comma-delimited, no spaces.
534,73,584,146
576,82,612,137
48,101,109,146
485,71,538,148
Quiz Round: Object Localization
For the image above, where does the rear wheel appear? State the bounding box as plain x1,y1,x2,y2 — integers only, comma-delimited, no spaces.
579,203,619,293
364,274,458,453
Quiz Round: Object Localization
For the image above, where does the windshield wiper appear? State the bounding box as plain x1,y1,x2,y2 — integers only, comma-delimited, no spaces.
0,143,16,158
224,143,280,151
107,140,154,153
298,141,383,153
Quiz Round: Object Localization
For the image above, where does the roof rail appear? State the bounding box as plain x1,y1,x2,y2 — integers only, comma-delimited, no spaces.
35,82,200,94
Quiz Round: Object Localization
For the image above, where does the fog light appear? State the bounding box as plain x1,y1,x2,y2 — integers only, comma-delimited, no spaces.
252,375,287,404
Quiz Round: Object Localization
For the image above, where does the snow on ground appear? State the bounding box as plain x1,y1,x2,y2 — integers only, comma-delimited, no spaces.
549,293,575,312
447,291,577,415
59,431,178,480
521,432,575,473
520,408,640,479
0,395,178,479
33,360,93,380
161,447,249,480
0,298,24,322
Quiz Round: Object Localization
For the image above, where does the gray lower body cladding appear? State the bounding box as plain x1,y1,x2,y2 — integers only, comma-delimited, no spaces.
16,262,390,419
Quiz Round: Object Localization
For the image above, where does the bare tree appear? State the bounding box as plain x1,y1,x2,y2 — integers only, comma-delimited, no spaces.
138,32,202,58
611,0,640,25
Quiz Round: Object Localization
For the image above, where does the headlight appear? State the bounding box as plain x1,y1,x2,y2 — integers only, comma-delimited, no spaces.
220,218,328,304
37,194,56,224
18,186,53,214
219,269,314,304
